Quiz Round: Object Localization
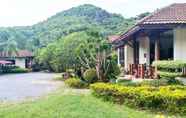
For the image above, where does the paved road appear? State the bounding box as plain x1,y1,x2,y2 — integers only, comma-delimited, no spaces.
0,72,60,101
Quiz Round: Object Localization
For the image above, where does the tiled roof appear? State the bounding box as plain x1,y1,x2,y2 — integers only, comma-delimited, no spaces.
108,35,120,42
114,3,186,43
139,3,186,24
0,50,33,58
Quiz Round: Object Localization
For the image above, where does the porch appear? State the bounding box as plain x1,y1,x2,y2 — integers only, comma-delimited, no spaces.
116,25,186,79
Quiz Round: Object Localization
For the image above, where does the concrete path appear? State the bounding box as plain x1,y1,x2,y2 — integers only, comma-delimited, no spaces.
0,72,60,101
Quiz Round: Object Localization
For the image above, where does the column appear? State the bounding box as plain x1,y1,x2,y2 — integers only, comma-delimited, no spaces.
155,38,160,78
117,48,120,66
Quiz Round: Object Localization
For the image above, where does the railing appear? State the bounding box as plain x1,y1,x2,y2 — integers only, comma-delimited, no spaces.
129,64,155,79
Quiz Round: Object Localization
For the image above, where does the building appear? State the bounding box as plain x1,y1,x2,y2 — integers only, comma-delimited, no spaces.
0,50,34,68
113,3,186,78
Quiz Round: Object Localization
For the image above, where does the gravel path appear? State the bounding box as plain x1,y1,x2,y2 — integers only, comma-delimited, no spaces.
0,72,61,101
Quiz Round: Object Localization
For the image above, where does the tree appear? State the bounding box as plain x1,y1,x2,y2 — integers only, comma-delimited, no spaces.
75,30,119,82
36,29,120,81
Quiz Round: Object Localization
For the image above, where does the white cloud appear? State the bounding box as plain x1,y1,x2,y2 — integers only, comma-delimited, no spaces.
0,0,185,27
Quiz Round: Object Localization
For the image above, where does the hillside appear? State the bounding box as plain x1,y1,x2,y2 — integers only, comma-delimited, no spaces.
0,4,135,51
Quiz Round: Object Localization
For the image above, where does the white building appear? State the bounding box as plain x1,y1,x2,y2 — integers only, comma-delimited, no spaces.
113,3,186,77
0,50,34,68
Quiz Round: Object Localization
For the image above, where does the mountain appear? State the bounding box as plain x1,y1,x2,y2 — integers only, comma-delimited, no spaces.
0,4,135,51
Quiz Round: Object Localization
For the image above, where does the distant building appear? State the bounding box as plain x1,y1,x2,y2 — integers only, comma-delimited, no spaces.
0,50,34,68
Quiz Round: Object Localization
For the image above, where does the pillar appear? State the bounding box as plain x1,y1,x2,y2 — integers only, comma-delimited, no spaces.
155,38,160,78
124,45,134,71
117,48,120,66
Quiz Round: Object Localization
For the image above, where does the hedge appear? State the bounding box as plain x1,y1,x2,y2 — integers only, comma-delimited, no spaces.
153,60,186,79
153,60,186,69
158,71,183,78
90,83,186,114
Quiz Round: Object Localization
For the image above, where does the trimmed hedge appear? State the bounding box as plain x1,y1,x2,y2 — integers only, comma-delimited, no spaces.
153,60,186,79
65,78,88,89
90,83,186,114
158,71,182,78
153,60,186,69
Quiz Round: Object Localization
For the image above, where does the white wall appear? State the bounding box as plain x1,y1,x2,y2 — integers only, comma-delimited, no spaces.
15,58,26,68
174,28,186,61
138,36,150,65
124,45,134,70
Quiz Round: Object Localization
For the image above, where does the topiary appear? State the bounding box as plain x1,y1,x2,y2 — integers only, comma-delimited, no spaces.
83,69,98,83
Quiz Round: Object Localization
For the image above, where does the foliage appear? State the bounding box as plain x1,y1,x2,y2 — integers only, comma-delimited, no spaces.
139,79,183,87
65,78,88,88
83,69,98,83
135,12,151,20
116,79,139,86
91,83,186,114
117,79,183,87
153,60,186,69
0,4,135,51
36,30,120,82
36,32,88,72
3,67,29,73
153,60,186,79
158,71,183,78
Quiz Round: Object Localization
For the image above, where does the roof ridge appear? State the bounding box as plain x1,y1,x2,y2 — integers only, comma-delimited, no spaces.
137,3,177,25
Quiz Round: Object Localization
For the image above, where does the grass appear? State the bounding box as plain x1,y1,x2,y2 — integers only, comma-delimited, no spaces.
0,88,183,118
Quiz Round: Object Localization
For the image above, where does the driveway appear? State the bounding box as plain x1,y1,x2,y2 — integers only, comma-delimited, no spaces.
0,72,61,101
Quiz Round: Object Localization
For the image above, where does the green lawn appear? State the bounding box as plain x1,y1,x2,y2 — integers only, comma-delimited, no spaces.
0,89,182,118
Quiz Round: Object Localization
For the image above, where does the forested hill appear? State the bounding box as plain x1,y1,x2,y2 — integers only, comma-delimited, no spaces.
0,4,136,51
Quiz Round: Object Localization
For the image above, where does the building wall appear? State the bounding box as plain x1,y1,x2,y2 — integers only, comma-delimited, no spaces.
124,45,134,70
174,28,186,60
138,36,150,65
15,58,26,68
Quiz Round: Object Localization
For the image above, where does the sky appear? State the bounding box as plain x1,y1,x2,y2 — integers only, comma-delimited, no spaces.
0,0,185,27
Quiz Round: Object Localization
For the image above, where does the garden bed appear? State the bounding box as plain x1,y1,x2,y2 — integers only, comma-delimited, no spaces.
91,83,186,114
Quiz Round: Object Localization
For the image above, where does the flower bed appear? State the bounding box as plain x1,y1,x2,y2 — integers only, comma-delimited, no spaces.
90,83,186,114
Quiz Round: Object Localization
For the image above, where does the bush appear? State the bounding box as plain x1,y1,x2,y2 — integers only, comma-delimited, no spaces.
158,71,182,79
139,79,169,87
116,79,139,86
65,78,88,89
83,69,98,83
5,67,29,73
153,60,186,79
90,83,186,114
117,79,183,87
153,60,186,69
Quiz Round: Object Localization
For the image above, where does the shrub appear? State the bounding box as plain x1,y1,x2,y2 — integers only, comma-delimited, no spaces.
90,83,186,114
153,60,186,79
139,79,169,87
83,69,98,83
116,79,139,86
153,60,186,69
65,78,88,89
158,71,182,79
6,67,29,73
